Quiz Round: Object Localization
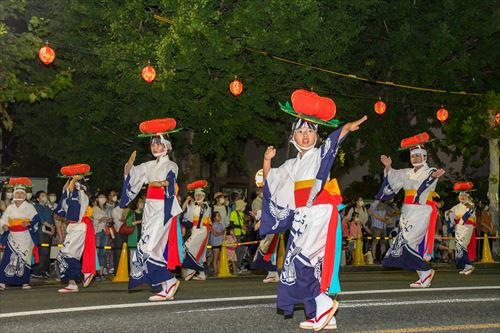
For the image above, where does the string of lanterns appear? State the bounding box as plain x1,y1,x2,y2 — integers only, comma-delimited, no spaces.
37,43,496,124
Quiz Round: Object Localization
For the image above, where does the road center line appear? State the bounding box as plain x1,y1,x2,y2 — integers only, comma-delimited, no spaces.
1,285,499,319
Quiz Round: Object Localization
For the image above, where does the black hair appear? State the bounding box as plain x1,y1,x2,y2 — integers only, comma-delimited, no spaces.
35,190,46,200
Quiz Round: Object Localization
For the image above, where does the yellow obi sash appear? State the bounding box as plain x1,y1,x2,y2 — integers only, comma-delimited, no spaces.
404,190,438,203
9,218,30,227
294,178,341,207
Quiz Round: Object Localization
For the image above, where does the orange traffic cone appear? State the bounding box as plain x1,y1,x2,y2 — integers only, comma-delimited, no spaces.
217,242,232,278
480,234,495,263
112,242,129,282
352,236,364,266
277,233,285,270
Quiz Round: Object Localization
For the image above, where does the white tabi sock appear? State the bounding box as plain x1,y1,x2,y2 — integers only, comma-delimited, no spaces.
266,271,278,278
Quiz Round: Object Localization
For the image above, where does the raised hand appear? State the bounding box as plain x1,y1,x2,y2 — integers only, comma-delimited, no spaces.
264,146,276,161
124,150,137,176
380,155,392,168
344,115,368,132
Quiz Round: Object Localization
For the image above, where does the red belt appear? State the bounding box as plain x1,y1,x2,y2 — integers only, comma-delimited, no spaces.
9,225,28,232
146,186,164,200
404,195,433,205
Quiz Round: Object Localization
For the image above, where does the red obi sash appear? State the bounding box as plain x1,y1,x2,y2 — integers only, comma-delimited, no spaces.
146,186,164,200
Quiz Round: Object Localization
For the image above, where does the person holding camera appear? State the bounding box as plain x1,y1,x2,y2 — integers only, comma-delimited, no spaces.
31,191,56,278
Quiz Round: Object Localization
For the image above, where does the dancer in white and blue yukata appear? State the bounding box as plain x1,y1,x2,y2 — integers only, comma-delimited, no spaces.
0,178,40,291
445,184,477,275
378,137,445,288
120,118,183,301
261,109,367,331
182,185,212,281
55,175,96,293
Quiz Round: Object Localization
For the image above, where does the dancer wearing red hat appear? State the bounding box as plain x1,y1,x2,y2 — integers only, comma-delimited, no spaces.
260,89,367,331
55,166,96,293
120,118,183,301
446,182,477,275
378,133,445,288
0,178,40,291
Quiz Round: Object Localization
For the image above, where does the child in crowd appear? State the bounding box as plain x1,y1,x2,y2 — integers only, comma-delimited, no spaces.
224,225,238,274
211,211,225,275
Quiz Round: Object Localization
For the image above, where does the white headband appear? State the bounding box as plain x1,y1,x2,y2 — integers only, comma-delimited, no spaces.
290,119,318,152
194,188,205,196
410,147,427,156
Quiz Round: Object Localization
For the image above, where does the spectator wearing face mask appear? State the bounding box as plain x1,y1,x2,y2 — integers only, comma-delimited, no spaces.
92,193,113,278
2,188,14,207
25,189,33,203
212,192,229,228
47,193,58,211
104,190,118,214
31,191,56,278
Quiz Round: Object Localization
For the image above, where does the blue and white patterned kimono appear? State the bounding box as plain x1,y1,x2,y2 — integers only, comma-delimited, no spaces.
120,154,183,289
260,127,347,318
55,187,92,282
377,164,439,271
0,201,40,285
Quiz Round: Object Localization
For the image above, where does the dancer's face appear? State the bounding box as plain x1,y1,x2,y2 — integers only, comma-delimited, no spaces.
13,191,26,202
150,142,165,155
194,193,205,203
459,193,468,203
410,153,426,166
294,127,317,149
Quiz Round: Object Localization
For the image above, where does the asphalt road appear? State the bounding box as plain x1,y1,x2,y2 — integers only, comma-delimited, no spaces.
1,267,499,333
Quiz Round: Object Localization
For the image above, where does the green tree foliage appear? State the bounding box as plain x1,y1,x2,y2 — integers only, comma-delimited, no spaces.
0,0,72,130
4,0,498,197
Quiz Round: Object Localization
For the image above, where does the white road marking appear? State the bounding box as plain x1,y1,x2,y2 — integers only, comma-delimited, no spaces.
1,285,499,319
339,285,500,295
169,297,499,314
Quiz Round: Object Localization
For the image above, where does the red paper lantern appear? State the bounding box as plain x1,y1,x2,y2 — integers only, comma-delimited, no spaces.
437,107,448,122
290,89,336,121
374,100,386,115
187,180,208,191
142,65,156,83
494,112,500,127
453,181,474,192
38,44,55,65
139,118,177,134
60,164,91,177
229,80,243,96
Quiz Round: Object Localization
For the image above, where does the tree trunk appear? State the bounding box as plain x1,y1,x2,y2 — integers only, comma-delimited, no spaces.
487,104,499,259
487,136,499,230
